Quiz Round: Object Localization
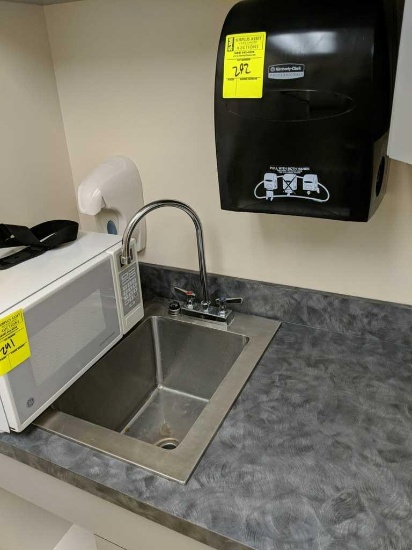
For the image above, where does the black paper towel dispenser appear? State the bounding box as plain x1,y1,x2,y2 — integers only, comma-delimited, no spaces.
215,0,396,221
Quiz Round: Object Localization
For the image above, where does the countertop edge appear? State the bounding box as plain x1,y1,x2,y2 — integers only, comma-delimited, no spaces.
0,438,251,550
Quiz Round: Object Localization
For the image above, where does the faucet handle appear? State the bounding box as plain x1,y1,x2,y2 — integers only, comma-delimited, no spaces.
215,296,243,315
174,287,196,309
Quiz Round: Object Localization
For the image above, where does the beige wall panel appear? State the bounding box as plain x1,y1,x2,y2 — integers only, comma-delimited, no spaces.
0,2,77,227
46,0,412,304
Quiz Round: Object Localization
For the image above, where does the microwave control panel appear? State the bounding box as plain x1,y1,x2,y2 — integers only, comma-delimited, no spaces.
120,263,140,315
110,241,144,335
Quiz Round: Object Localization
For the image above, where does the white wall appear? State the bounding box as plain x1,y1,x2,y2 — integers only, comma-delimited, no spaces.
388,0,412,164
0,2,77,227
45,0,412,305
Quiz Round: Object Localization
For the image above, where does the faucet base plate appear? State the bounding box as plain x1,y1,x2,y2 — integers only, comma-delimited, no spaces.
180,304,234,324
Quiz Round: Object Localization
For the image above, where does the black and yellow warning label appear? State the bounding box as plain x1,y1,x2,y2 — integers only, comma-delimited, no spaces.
223,32,266,99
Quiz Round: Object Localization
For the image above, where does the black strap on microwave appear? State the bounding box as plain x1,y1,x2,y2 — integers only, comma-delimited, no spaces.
0,220,79,270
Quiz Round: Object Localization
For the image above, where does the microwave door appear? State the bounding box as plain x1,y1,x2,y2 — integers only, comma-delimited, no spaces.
0,398,8,433
0,255,121,432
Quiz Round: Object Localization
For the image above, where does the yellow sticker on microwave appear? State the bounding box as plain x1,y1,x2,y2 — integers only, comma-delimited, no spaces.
0,310,31,376
223,32,266,99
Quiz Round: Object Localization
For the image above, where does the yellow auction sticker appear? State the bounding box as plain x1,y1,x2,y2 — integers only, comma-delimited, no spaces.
223,32,266,99
0,310,31,376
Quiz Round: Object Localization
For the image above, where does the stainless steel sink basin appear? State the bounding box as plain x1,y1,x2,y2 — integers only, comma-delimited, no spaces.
36,301,280,483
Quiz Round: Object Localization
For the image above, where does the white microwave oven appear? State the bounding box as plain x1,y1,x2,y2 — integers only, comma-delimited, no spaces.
0,232,144,433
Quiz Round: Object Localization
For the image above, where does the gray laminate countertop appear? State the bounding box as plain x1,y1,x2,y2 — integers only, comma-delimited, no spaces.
1,321,412,550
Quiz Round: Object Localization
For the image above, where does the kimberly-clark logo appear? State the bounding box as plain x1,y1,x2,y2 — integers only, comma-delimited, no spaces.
268,64,305,80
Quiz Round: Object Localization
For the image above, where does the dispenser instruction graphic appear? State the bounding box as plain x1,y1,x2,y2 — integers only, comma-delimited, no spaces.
254,167,330,203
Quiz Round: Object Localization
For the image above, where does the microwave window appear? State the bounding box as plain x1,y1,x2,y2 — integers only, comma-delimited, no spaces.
4,255,121,430
30,290,106,387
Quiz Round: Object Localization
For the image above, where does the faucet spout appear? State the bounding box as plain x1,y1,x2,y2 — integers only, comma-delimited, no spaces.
121,200,210,306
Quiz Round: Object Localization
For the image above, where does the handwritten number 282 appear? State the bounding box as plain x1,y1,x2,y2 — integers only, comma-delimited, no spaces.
232,63,251,77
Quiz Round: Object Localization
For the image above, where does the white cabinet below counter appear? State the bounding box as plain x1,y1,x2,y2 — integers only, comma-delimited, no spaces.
2,0,85,4
0,454,213,550
95,537,126,550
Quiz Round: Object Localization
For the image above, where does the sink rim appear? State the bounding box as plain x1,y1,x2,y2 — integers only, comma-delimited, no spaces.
35,301,281,484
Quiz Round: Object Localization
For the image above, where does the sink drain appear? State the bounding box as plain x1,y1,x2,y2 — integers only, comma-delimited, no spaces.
155,437,180,450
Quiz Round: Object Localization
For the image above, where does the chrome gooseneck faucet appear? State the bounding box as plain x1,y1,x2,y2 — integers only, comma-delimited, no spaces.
121,200,210,306
121,199,242,323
